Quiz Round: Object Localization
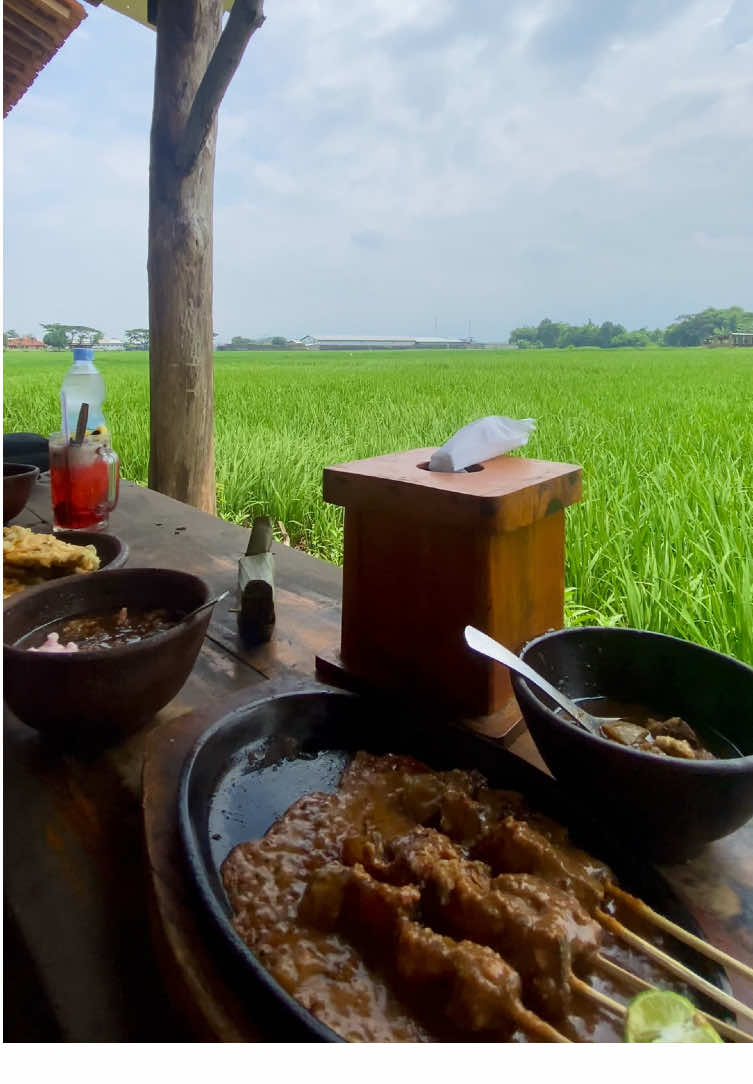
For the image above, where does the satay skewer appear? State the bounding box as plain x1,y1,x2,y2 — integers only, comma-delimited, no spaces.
596,908,753,1024
607,882,753,984
595,955,753,1043
570,973,625,1016
514,1007,572,1043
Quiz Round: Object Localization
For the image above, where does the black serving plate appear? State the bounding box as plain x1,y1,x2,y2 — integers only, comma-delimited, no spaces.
178,683,731,1042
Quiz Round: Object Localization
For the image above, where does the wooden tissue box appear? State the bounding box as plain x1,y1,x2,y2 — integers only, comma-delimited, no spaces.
320,448,582,723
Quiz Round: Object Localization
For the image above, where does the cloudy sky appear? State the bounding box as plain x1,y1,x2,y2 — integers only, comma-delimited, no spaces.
3,0,752,343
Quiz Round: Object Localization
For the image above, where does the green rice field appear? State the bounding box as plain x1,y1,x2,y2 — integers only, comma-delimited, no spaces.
4,347,752,665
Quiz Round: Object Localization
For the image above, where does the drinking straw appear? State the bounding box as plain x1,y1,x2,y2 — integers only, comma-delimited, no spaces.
61,390,70,444
72,403,89,445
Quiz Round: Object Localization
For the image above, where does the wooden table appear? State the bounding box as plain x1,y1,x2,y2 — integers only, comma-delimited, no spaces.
4,478,753,1041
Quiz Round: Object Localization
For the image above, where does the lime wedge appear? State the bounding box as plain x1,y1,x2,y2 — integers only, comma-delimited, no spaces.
625,990,723,1043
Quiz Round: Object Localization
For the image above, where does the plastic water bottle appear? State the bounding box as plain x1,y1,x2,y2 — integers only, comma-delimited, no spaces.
60,347,107,435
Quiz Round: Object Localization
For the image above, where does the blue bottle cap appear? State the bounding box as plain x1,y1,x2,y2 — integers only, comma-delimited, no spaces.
73,347,94,363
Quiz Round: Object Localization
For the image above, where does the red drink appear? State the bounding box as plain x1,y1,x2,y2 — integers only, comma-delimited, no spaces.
49,433,120,531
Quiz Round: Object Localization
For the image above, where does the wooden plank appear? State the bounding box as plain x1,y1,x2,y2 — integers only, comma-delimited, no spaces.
4,8,56,45
143,690,270,1041
24,478,343,680
34,0,74,19
25,477,342,596
3,642,267,1041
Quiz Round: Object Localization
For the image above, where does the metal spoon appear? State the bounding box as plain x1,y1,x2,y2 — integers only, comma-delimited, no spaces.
464,625,619,736
464,626,742,757
179,590,230,624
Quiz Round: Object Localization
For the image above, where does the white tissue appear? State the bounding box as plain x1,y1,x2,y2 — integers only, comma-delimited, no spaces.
429,416,536,472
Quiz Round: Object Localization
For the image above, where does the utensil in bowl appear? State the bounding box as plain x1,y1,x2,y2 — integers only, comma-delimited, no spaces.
3,567,213,746
3,462,40,523
510,626,753,860
177,590,229,626
464,625,620,735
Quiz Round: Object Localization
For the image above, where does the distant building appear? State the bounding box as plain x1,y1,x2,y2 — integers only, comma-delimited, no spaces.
299,334,473,350
703,331,753,347
6,336,45,349
97,337,126,351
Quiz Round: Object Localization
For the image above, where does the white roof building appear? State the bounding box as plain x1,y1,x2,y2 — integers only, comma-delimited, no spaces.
300,334,471,350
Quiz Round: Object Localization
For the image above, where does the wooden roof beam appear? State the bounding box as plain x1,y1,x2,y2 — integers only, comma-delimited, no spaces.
4,9,57,46
4,1,58,37
4,33,36,61
33,0,74,19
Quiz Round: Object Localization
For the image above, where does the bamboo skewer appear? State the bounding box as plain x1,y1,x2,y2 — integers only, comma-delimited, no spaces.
516,1007,572,1043
570,973,625,1017
595,955,753,1044
571,969,752,1043
607,882,753,984
597,908,753,1024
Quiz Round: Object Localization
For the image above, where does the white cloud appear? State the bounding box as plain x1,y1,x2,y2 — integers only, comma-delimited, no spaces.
4,0,751,340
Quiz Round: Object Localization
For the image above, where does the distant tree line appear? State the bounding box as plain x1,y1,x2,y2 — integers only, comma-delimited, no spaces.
218,335,288,349
2,325,151,350
510,319,662,349
663,307,753,346
41,323,104,348
509,307,753,349
2,328,35,344
124,329,150,350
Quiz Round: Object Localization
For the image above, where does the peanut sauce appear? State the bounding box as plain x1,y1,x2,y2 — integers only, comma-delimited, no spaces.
222,752,712,1042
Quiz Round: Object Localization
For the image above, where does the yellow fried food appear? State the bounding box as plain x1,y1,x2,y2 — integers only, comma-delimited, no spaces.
3,525,100,571
3,526,100,598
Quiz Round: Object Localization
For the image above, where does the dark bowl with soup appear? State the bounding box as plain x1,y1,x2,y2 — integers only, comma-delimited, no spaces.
3,462,40,523
511,627,753,860
3,568,213,745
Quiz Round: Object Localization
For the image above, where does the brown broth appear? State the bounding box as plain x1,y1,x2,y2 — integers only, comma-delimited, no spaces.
560,697,738,760
19,607,178,651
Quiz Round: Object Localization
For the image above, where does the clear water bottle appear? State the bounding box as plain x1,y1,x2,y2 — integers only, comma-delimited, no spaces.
60,347,107,435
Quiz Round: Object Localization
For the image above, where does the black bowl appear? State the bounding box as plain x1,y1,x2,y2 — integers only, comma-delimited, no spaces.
29,525,129,572
3,462,40,523
3,568,213,746
511,627,753,860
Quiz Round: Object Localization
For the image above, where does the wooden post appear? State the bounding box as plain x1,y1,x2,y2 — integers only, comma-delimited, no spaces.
320,449,582,721
148,0,265,513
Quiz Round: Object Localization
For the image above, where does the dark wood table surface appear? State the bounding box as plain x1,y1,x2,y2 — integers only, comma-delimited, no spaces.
4,478,753,1041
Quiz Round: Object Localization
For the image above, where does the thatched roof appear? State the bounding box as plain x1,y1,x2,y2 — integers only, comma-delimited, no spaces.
3,0,87,117
3,2,241,117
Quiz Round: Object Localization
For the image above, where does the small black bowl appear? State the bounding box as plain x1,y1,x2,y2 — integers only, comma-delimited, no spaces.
511,627,753,860
3,462,40,523
3,568,212,746
29,526,129,573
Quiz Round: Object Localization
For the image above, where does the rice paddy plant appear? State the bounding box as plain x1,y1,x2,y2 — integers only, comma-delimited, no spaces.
4,347,752,664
